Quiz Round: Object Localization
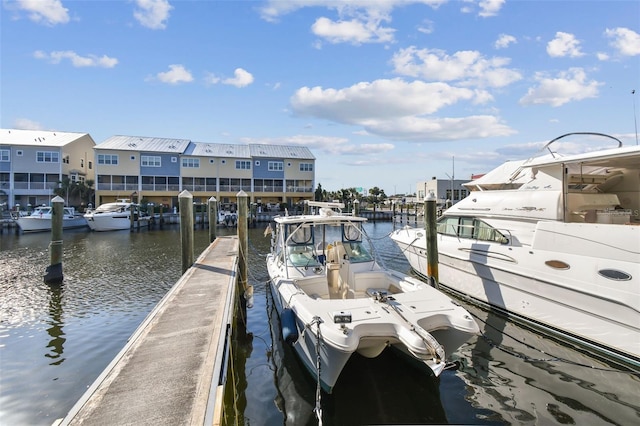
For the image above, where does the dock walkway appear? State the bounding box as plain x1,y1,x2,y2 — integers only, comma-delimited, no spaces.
57,235,239,426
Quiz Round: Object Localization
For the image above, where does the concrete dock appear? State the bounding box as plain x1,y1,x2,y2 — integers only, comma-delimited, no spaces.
57,235,239,426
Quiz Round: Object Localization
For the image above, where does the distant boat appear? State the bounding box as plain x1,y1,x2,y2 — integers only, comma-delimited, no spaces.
84,199,152,231
15,205,88,233
390,132,640,371
218,203,237,227
266,201,479,393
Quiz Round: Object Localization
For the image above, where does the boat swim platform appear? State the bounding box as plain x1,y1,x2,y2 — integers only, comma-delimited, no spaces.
56,235,239,426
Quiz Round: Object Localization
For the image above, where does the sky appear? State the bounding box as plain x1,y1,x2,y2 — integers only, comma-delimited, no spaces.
1,0,639,196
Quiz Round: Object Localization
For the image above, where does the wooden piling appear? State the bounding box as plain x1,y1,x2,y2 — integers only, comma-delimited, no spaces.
208,197,217,242
424,191,439,289
237,191,252,308
44,196,64,285
179,190,194,274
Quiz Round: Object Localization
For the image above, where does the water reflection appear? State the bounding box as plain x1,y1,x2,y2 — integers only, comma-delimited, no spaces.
459,305,640,425
45,284,66,365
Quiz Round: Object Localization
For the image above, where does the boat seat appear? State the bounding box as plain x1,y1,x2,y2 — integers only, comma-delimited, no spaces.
326,241,346,264
295,276,329,299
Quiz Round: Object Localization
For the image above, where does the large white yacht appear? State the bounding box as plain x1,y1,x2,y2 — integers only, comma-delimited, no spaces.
390,132,640,371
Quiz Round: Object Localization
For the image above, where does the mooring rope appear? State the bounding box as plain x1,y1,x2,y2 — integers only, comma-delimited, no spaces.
309,316,324,425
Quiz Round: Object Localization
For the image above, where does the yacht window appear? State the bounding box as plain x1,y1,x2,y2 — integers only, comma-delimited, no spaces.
437,217,459,236
474,220,509,244
437,216,508,244
459,217,474,238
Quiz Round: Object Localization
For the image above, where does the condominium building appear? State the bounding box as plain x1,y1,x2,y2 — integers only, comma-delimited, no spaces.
0,128,96,209
94,135,315,209
416,177,470,207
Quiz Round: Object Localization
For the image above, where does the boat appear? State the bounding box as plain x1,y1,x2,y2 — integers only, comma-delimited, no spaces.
84,199,152,231
218,203,238,227
15,205,88,232
266,201,479,394
390,132,640,371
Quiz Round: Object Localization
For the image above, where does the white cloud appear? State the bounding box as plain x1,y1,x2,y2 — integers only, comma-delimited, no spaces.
259,0,445,44
547,32,584,58
223,68,254,88
495,34,516,49
205,68,254,88
133,0,173,30
605,27,640,56
241,134,394,156
519,68,601,107
391,47,522,88
311,16,395,45
14,0,69,25
417,19,434,35
13,118,44,130
33,50,118,68
364,115,515,142
478,0,505,17
155,64,193,84
596,52,609,61
291,78,515,142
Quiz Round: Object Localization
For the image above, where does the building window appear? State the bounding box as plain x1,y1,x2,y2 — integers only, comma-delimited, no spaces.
268,161,283,171
98,154,118,165
255,160,260,166
221,160,226,164
0,149,9,162
141,155,161,167
171,157,177,163
130,155,135,160
36,151,59,163
300,163,313,172
80,159,84,168
17,150,23,156
89,161,93,169
182,158,200,168
236,160,251,170
209,159,214,164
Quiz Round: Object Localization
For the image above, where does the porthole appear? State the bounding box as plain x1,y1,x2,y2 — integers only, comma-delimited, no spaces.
598,269,632,281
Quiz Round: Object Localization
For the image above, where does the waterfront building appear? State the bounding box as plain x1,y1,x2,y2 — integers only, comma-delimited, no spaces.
0,128,96,210
416,177,470,207
94,135,315,210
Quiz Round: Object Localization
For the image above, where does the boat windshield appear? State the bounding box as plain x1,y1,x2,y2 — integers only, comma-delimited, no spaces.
96,204,129,213
286,245,320,267
342,242,373,263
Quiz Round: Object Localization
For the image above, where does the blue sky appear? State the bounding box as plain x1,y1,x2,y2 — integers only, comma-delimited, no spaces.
2,0,639,195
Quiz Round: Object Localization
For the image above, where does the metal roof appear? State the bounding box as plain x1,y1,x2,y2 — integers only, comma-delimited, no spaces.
187,142,251,158
0,128,91,147
249,144,315,160
95,135,191,153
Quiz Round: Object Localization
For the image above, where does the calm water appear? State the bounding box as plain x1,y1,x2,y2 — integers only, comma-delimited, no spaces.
1,221,638,425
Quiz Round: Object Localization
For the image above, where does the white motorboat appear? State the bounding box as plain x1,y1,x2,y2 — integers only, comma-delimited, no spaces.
15,205,88,232
84,199,152,231
218,206,238,227
266,201,479,394
390,132,640,371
